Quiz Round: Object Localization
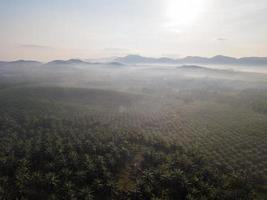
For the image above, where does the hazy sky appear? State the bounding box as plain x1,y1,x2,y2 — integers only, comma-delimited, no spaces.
0,0,267,61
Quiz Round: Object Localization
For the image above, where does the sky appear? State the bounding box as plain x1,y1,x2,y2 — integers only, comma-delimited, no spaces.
0,0,267,61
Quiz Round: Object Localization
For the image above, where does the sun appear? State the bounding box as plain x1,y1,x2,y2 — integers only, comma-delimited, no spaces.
164,0,206,31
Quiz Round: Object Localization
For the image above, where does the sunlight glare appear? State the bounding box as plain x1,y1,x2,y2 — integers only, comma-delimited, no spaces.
165,0,206,31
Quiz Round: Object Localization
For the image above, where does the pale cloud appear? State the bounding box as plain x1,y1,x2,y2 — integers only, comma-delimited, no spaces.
19,44,54,50
217,38,228,41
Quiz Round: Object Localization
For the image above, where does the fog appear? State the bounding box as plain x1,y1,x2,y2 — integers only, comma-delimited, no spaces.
1,62,267,93
1,61,267,118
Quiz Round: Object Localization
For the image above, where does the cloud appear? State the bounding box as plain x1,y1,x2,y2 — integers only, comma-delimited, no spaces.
19,44,54,50
217,38,228,41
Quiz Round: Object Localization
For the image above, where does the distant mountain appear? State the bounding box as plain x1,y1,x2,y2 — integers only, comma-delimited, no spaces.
45,59,91,66
115,55,267,66
44,59,124,67
157,57,178,64
239,57,267,65
179,55,237,65
115,55,154,64
9,60,42,65
178,56,207,64
209,55,237,64
1,55,267,67
0,60,42,68
115,55,177,64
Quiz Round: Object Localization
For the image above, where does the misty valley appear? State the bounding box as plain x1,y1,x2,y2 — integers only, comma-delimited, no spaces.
0,60,266,199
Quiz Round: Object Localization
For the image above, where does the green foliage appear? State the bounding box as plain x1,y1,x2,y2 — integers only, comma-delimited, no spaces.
0,112,256,199
0,85,262,199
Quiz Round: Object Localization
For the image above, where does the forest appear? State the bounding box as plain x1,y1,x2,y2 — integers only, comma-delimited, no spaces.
0,61,267,199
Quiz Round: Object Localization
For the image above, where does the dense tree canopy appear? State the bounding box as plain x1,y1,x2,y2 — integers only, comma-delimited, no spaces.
0,111,256,199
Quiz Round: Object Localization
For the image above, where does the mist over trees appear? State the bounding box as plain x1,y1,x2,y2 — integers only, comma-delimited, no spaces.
0,60,267,199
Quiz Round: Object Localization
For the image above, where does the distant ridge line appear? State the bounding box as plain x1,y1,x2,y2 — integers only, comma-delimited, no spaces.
115,55,267,66
1,55,267,66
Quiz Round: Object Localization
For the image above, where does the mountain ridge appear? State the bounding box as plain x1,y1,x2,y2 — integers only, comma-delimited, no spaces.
115,55,267,65
1,55,267,66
